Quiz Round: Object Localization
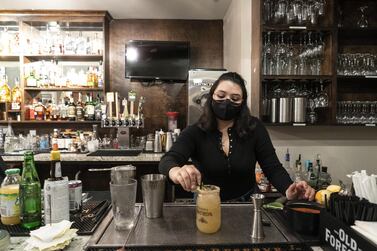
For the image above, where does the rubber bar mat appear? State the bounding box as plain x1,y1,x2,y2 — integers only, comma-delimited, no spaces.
0,200,111,236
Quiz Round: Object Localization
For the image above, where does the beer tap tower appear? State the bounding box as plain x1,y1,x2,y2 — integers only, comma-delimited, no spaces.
101,90,145,148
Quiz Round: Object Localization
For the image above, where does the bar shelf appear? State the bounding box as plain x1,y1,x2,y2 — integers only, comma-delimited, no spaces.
24,54,103,62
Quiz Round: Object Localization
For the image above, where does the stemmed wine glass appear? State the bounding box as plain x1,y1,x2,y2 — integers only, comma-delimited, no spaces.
357,6,369,28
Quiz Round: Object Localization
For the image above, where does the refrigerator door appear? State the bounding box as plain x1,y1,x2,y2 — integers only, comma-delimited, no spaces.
188,69,227,125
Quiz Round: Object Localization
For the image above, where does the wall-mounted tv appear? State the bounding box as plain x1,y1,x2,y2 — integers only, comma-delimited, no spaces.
125,40,190,81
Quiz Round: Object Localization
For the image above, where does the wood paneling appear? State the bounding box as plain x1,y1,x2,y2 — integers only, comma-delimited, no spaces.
109,19,223,132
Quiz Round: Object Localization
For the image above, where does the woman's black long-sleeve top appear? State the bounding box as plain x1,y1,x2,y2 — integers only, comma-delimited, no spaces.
159,117,293,201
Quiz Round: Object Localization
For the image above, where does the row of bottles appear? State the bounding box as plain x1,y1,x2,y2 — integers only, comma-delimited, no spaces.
0,27,20,56
25,60,103,88
0,67,22,109
0,152,41,229
25,29,103,56
25,92,105,121
0,150,71,228
284,149,332,190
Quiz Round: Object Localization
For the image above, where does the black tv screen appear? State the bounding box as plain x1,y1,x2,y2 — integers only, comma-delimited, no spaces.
125,40,190,81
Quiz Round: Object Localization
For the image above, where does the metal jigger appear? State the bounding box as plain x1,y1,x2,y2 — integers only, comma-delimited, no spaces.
251,193,265,240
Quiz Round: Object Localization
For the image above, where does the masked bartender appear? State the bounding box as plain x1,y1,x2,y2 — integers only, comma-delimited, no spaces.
159,72,315,202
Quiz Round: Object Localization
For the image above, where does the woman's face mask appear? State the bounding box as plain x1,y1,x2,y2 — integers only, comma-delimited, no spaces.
211,99,242,121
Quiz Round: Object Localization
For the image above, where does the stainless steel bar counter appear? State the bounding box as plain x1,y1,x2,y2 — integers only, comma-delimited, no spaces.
86,203,304,251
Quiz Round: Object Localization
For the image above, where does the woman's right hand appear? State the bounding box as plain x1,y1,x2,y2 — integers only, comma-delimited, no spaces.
168,165,202,192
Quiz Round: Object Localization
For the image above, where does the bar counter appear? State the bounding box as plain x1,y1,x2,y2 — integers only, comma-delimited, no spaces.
1,152,164,163
85,203,315,251
7,202,326,251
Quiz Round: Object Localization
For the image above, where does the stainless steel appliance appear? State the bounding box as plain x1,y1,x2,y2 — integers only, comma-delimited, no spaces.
188,69,227,125
278,97,292,123
292,97,307,123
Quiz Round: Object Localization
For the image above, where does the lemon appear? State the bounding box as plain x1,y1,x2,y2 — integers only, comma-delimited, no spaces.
315,189,332,205
326,185,341,193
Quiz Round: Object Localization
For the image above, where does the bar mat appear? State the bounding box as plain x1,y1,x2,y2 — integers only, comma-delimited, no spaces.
266,209,320,245
0,200,111,236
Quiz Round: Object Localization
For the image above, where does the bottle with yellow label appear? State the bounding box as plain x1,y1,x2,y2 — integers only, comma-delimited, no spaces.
0,75,11,103
0,168,21,225
196,185,221,234
11,78,22,110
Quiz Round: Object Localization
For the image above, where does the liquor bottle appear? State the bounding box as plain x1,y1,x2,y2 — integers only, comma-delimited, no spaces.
50,99,60,121
59,96,68,121
318,166,332,189
26,68,38,87
67,97,76,121
85,93,95,121
19,151,41,230
307,163,317,188
44,144,69,224
97,61,104,88
294,154,303,181
64,32,75,55
45,100,52,120
314,154,322,189
94,94,102,121
76,32,86,55
49,143,62,181
284,148,295,181
0,74,11,103
76,93,84,121
34,99,46,120
87,67,94,88
11,78,22,110
92,67,99,88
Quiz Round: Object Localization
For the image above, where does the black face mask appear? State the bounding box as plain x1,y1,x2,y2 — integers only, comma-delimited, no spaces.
211,99,242,121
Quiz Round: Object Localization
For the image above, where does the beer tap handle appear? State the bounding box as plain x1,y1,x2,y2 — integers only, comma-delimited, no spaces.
128,90,136,119
137,96,145,120
121,98,129,120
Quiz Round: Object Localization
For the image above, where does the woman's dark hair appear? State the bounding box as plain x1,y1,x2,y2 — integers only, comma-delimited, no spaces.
197,72,256,138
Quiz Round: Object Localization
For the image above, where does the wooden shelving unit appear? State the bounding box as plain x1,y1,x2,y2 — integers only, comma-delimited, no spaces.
0,10,112,126
24,87,104,92
0,120,101,124
262,75,333,81
23,54,104,62
251,0,377,127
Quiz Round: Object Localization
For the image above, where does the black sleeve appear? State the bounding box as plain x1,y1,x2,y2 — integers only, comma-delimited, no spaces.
254,120,293,194
158,126,198,177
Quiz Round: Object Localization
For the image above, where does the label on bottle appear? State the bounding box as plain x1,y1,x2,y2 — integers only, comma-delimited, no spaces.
76,107,83,120
55,162,62,178
0,188,20,217
11,102,20,110
44,179,69,224
87,105,95,119
27,78,37,87
68,106,76,119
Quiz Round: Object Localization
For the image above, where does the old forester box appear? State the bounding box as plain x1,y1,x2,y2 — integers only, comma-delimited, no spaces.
320,209,377,251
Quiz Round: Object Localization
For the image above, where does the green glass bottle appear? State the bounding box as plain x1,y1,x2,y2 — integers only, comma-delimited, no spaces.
20,151,41,230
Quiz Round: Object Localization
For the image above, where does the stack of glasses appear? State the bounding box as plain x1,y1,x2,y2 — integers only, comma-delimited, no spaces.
262,31,325,76
336,101,377,125
337,53,377,76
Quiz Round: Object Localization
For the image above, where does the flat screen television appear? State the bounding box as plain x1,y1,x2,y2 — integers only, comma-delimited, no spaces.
125,40,190,81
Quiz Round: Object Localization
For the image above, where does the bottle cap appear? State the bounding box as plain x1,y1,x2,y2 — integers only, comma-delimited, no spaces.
5,168,20,175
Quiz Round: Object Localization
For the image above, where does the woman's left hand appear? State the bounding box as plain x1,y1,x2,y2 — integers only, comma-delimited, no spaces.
285,181,315,201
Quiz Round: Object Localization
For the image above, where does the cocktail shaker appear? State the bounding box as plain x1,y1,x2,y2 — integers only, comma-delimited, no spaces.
251,193,265,240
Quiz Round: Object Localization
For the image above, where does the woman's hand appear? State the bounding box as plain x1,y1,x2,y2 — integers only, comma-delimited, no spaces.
285,181,315,201
168,165,202,192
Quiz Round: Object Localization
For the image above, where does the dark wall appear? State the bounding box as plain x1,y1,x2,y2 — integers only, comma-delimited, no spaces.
109,19,223,133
